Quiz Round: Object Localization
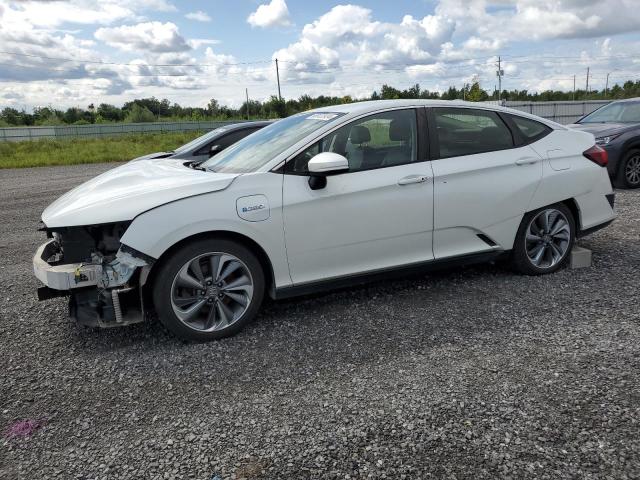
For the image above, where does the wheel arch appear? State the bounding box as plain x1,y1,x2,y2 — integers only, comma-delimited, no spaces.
561,198,581,231
142,230,277,300
525,197,581,231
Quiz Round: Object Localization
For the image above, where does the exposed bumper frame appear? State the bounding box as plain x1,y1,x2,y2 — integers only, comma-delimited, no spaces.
33,239,151,327
33,239,101,291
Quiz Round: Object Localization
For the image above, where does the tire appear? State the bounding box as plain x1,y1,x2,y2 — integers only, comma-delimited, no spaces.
510,203,575,275
152,238,265,341
614,149,640,189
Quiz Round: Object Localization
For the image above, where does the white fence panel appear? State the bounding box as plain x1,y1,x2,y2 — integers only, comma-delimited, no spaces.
502,100,609,125
0,101,613,141
0,120,258,142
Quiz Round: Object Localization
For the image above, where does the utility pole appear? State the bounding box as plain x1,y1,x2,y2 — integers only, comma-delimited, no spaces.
496,56,504,102
245,88,249,120
605,72,610,97
585,67,590,94
573,75,576,101
275,58,282,101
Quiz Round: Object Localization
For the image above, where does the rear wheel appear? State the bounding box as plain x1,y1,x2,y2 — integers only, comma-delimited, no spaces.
614,149,640,189
511,204,575,275
153,238,265,341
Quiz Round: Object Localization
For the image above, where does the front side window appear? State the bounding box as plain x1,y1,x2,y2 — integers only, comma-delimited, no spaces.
434,108,513,158
288,109,417,174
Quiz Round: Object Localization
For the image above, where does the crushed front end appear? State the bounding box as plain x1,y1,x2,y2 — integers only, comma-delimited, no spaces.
33,222,153,328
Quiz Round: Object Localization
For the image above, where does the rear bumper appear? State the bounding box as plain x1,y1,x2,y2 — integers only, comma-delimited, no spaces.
578,219,614,238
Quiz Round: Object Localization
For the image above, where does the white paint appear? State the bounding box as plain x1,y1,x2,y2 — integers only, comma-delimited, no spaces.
237,194,270,222
42,158,238,227
37,100,616,294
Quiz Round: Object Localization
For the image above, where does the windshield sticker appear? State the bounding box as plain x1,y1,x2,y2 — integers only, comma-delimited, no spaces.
307,113,339,121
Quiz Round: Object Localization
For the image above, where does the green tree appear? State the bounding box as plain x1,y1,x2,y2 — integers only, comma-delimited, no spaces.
466,82,489,102
125,104,156,123
206,98,221,117
97,103,125,122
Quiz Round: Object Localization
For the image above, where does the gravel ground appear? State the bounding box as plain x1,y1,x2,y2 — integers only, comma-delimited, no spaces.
0,163,639,480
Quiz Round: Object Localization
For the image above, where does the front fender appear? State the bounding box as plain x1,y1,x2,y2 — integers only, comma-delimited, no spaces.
120,173,291,289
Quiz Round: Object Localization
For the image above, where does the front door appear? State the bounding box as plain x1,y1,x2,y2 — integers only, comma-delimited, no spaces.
281,108,435,285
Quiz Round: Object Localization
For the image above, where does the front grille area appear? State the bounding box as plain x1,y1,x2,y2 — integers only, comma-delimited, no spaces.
45,222,131,265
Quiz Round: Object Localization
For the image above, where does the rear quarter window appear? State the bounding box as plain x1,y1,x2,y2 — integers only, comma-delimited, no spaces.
509,115,551,143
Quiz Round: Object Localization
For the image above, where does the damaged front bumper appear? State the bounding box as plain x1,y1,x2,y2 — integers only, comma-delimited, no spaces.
33,239,152,328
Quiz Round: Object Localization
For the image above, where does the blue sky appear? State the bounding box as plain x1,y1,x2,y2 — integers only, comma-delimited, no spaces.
1,0,639,109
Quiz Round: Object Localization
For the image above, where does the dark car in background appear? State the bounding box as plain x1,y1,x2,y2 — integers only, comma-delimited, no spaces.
569,98,640,188
130,120,271,164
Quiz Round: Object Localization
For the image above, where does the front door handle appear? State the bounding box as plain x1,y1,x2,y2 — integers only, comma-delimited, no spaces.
515,156,541,166
398,174,430,186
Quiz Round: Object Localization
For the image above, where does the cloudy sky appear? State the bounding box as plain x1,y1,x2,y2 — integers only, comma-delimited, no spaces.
1,0,639,110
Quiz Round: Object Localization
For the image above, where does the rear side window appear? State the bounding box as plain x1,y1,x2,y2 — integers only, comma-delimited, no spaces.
433,108,513,158
509,115,550,142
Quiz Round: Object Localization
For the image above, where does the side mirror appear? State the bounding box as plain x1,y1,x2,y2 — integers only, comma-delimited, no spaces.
307,152,349,174
209,144,222,158
307,152,349,190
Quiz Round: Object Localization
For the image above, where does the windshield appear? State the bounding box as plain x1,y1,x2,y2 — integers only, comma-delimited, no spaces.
201,112,344,173
173,127,227,153
579,102,640,124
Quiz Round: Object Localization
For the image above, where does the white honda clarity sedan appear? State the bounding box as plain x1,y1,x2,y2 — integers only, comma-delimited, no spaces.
34,100,616,341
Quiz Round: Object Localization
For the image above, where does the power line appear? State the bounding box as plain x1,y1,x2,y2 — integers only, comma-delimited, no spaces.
0,50,271,67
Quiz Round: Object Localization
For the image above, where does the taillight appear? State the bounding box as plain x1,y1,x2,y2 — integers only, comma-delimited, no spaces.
583,145,608,167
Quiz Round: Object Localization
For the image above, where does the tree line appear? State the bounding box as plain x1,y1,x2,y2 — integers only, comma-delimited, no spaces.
2,79,640,127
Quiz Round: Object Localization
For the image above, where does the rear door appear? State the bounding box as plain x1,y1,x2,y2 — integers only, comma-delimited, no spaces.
428,107,544,258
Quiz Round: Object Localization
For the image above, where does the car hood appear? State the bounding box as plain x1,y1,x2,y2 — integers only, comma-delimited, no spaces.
128,151,174,162
42,159,239,227
568,122,639,137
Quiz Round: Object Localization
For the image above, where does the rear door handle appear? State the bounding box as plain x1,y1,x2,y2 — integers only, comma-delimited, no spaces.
398,174,430,186
515,156,541,166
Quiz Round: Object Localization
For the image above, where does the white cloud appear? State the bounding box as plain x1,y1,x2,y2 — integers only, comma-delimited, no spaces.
247,0,291,28
95,22,190,53
436,0,640,42
188,38,220,49
203,47,243,77
2,0,640,110
0,0,176,28
185,10,211,22
273,5,455,83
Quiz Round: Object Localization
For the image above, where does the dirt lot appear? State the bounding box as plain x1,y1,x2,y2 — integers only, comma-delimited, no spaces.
0,163,639,479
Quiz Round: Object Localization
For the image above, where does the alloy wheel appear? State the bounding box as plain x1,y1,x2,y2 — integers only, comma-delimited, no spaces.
170,252,254,332
525,209,571,269
625,154,640,186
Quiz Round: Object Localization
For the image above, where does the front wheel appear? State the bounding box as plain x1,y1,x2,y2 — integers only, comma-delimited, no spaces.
510,204,575,275
153,238,265,341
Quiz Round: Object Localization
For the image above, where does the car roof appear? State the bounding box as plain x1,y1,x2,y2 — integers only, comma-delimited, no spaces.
610,97,640,103
311,99,564,129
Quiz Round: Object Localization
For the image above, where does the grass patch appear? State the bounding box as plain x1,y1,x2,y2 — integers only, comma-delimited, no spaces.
0,131,204,169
